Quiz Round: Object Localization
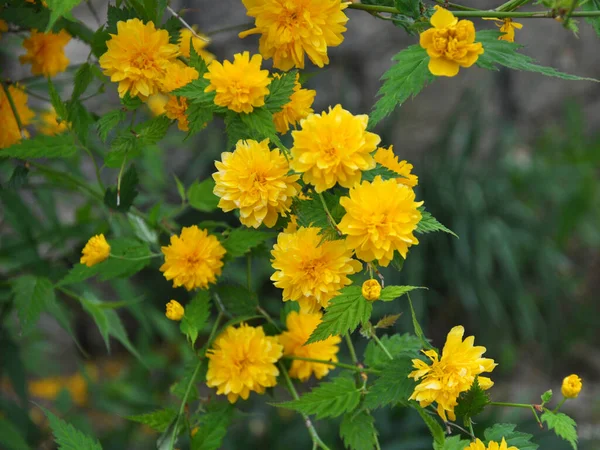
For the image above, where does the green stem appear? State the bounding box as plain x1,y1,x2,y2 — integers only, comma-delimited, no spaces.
467,418,475,441
370,331,394,360
564,0,579,26
170,359,203,450
206,22,254,36
345,333,359,365
279,363,332,450
257,306,281,332
495,0,532,12
553,398,567,412
116,157,127,207
207,311,224,347
490,402,543,428
284,356,381,375
432,0,478,11
109,252,162,261
317,193,341,235
2,81,23,132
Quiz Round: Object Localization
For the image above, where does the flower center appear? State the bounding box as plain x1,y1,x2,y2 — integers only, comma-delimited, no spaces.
132,51,159,72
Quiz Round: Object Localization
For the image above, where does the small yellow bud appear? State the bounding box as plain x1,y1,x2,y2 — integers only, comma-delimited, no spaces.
80,234,110,267
191,427,199,437
561,374,582,399
166,300,185,321
362,279,381,301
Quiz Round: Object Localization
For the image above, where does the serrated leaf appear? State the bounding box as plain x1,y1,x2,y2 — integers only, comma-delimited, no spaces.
364,333,422,369
416,405,445,447
97,109,125,142
276,376,360,419
42,407,103,450
370,45,433,126
0,418,29,450
582,0,600,37
72,63,94,101
380,285,424,301
128,214,158,245
364,357,415,409
484,423,539,450
185,102,213,137
127,408,177,432
240,107,277,141
361,165,402,182
407,294,431,349
2,134,76,159
188,178,220,212
541,411,577,450
121,91,143,110
173,175,186,203
189,42,209,74
307,286,372,344
106,5,137,33
339,410,378,450
265,70,297,113
174,79,214,106
180,291,211,346
416,207,457,237
215,284,258,316
395,0,420,18
66,100,93,145
224,112,252,149
46,0,82,31
541,390,553,404
436,435,471,450
8,165,29,190
12,276,55,333
47,78,68,120
477,30,598,82
294,191,344,236
221,228,274,258
170,361,205,401
455,377,490,421
374,313,401,329
104,165,139,212
191,403,234,450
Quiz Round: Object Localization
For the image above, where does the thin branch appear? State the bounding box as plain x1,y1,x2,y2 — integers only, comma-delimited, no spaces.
166,5,210,42
1,81,23,132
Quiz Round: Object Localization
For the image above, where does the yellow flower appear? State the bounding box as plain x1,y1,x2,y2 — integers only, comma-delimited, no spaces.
213,139,300,228
273,73,316,134
160,62,199,93
362,279,381,301
465,438,518,450
279,311,341,381
338,176,423,266
165,300,185,321
178,28,214,61
20,29,70,77
38,108,69,136
160,225,226,291
99,19,179,98
204,52,271,113
29,373,90,406
165,95,190,131
290,105,380,193
206,323,283,403
271,226,362,311
373,146,418,187
239,0,349,71
420,6,483,77
80,234,110,267
146,93,168,116
408,325,497,421
484,17,523,42
0,84,34,149
284,214,299,233
561,374,582,399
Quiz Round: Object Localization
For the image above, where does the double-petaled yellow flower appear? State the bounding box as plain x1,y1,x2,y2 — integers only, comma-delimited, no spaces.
38,108,69,136
272,73,316,134
362,279,381,301
20,29,71,77
374,146,418,188
165,300,185,321
80,234,111,267
465,438,518,450
160,62,199,132
561,374,582,399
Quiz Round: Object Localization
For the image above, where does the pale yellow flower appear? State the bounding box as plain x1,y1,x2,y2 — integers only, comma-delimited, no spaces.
20,29,70,77
160,62,199,93
165,300,185,321
272,73,316,134
80,234,110,267
373,146,418,187
561,374,582,399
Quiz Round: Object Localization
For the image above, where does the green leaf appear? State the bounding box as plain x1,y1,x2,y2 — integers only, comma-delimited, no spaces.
224,112,252,149
416,207,457,237
128,214,158,245
46,0,82,31
188,178,220,212
12,276,55,333
416,405,445,447
541,411,577,450
364,333,422,369
80,293,111,349
66,100,93,145
407,294,431,349
240,107,277,140
276,376,361,419
436,435,471,450
189,42,209,74
379,285,424,301
339,410,378,450
47,78,68,120
72,63,94,101
106,5,137,34
0,331,28,406
1,134,77,159
221,228,274,258
477,30,598,82
97,110,125,142
363,357,415,409
265,70,297,113
395,0,421,18
185,103,213,137
42,407,103,450
361,164,403,182
174,175,186,203
370,45,433,126
7,165,29,190
307,286,372,344
104,165,139,212
57,263,100,287
180,291,211,346
215,284,258,316
484,423,539,450
374,313,402,329
105,308,145,365
174,79,215,106
541,390,553,404
582,0,600,37
127,408,177,432
121,91,143,110
191,403,234,450
455,377,490,422
294,191,344,236
0,418,29,450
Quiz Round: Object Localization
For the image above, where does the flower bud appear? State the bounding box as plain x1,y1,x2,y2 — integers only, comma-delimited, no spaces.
165,300,185,321
362,279,381,301
561,374,582,399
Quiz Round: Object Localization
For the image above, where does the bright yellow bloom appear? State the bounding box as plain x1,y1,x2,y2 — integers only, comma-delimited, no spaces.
160,225,226,290
99,19,179,98
204,52,271,113
273,73,316,134
338,177,423,266
374,146,418,187
213,139,300,228
362,279,381,301
465,438,518,450
165,300,185,321
29,373,90,406
408,326,497,421
146,93,168,116
420,6,483,77
561,374,582,399
160,62,199,93
80,234,111,267
20,29,70,77
240,0,349,71
38,108,69,136
291,105,380,193
0,84,34,149
284,214,299,233
484,18,523,43
279,311,341,381
164,96,190,131
206,323,283,403
178,28,214,61
271,226,362,311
